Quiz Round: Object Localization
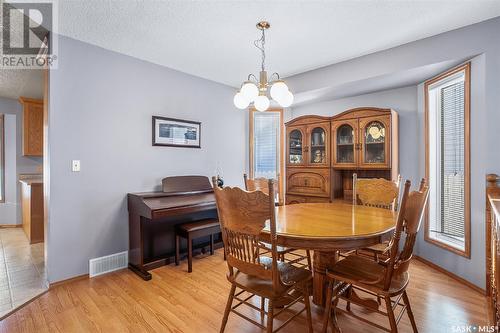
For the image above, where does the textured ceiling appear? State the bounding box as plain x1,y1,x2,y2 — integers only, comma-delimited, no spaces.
0,69,43,100
57,0,500,87
0,1,44,100
2,1,500,100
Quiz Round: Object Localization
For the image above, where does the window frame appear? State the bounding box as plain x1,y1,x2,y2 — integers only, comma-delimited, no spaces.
249,108,284,205
424,62,471,258
0,114,4,203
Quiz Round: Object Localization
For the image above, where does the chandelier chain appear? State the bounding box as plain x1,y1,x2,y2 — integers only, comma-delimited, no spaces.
253,28,266,72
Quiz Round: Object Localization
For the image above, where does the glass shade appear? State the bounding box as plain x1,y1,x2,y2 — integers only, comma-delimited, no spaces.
233,92,250,109
240,81,259,102
254,95,270,112
270,81,288,101
277,90,294,107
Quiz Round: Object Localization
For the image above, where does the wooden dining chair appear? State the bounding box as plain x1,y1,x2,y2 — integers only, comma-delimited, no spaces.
214,177,313,333
244,173,312,271
352,174,402,260
322,179,429,333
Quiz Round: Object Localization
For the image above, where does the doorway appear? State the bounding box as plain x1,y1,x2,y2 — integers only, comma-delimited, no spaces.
0,70,48,318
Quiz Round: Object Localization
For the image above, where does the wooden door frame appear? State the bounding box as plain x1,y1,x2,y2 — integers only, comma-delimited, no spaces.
248,108,284,205
423,62,471,259
42,45,50,282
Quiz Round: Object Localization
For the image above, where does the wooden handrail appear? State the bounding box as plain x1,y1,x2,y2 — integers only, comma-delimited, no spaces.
486,174,500,326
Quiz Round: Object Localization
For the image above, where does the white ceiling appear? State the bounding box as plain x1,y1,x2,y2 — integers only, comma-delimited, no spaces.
2,1,500,100
57,0,500,88
293,58,468,106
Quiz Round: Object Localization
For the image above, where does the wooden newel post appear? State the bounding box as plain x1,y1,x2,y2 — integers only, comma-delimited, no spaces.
487,174,500,189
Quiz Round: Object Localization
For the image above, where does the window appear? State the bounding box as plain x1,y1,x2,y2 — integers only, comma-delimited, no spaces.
0,114,4,203
249,108,283,203
425,63,470,257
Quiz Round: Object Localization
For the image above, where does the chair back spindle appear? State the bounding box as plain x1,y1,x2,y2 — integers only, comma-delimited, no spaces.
383,179,429,290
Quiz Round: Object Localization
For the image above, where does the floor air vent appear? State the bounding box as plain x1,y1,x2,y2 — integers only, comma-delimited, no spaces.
89,251,128,278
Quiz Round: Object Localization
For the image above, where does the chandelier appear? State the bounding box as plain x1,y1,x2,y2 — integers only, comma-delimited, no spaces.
233,21,294,111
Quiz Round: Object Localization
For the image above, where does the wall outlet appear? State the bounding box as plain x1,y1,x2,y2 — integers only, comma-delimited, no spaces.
72,160,80,172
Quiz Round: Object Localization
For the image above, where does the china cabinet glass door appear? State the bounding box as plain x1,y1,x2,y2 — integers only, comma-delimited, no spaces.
309,127,327,165
288,129,304,165
360,116,390,168
332,120,357,168
336,124,355,162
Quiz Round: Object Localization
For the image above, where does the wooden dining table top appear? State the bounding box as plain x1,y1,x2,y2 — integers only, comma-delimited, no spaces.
261,201,397,250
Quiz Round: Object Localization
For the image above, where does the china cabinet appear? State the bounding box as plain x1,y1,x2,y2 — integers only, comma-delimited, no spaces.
285,108,398,203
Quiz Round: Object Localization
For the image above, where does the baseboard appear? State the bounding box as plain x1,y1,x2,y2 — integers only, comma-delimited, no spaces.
49,274,89,289
0,224,22,228
414,255,486,295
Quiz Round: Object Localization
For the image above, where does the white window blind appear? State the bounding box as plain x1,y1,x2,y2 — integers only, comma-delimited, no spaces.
440,81,465,238
252,112,280,179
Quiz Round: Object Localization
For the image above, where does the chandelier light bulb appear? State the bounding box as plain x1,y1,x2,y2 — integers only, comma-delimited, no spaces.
278,90,294,108
240,82,259,102
254,95,270,112
233,92,250,109
270,81,289,102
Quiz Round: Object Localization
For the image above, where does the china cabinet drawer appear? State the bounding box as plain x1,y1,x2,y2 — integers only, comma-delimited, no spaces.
285,194,330,205
286,168,330,197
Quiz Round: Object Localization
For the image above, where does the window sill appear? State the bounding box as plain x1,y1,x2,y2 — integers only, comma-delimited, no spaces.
424,232,470,258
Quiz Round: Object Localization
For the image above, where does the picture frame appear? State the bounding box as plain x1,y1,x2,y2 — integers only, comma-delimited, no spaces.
152,116,201,148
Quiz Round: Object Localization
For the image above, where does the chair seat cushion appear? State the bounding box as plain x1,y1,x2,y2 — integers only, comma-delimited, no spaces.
260,242,293,254
328,255,408,295
178,219,219,232
232,256,312,299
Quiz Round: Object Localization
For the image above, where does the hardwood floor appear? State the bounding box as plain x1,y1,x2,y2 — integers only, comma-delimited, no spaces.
0,249,488,332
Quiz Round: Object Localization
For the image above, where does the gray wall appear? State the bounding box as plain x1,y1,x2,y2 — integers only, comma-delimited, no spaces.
47,36,245,282
0,97,42,225
292,86,419,185
287,17,500,289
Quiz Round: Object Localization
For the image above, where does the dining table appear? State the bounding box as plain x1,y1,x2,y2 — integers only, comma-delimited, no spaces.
261,200,397,308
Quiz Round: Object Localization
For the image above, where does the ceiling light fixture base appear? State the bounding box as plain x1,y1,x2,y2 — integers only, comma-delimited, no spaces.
256,21,270,30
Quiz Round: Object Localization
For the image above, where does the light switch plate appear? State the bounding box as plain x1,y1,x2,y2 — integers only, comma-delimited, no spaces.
72,160,80,172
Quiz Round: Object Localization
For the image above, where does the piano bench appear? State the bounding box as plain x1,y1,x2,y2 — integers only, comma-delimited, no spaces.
175,219,222,273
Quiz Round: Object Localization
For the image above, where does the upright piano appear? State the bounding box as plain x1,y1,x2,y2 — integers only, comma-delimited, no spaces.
127,175,218,280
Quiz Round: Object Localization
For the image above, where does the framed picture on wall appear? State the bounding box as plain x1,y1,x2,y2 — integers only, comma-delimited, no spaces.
152,116,201,148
